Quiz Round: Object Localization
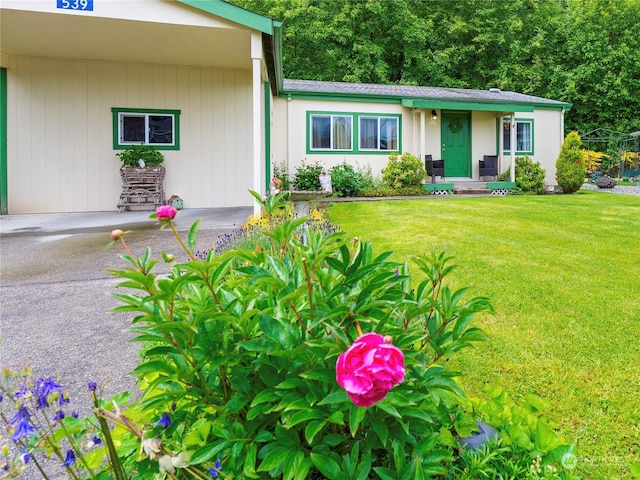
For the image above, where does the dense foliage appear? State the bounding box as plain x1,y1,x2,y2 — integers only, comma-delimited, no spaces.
382,152,426,189
229,0,640,135
556,132,586,193
499,155,546,194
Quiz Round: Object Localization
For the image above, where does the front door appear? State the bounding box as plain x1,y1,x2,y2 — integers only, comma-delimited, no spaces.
441,112,471,177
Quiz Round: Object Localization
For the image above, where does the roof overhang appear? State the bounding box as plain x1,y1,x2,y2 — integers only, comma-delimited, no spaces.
402,99,534,112
0,0,284,93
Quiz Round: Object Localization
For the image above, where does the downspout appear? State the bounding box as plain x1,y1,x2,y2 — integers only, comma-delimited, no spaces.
0,67,7,215
251,32,263,217
510,113,516,182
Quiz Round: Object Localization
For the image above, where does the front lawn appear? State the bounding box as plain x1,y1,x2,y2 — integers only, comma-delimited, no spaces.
327,190,640,480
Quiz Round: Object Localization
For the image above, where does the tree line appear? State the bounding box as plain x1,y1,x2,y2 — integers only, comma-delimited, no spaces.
231,0,640,136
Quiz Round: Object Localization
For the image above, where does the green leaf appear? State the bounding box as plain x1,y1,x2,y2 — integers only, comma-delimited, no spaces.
187,218,201,250
258,446,294,472
372,421,389,446
304,420,326,445
310,452,341,480
286,409,325,428
190,441,231,465
373,467,399,480
348,405,366,436
630,463,640,478
317,389,349,405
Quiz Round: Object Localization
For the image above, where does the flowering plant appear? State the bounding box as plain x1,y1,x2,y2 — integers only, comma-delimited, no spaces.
100,192,496,478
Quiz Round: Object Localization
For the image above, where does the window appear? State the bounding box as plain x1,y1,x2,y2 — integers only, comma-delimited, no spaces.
359,116,398,151
112,108,180,150
310,114,352,150
502,118,533,154
307,111,401,154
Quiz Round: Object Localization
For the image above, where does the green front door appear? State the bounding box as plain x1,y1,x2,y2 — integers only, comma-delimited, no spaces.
441,112,471,177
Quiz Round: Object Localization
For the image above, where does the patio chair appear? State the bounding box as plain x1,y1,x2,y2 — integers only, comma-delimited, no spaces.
479,155,498,180
425,154,445,183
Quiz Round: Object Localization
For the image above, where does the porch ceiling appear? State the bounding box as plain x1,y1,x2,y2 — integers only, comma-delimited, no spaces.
0,9,252,69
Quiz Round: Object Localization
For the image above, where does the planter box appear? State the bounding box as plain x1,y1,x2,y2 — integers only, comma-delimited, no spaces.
422,182,454,194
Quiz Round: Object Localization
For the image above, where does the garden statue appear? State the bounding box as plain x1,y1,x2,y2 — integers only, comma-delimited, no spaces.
319,169,332,193
269,176,283,196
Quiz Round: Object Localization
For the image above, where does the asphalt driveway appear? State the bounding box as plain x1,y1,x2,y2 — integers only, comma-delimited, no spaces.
0,207,251,478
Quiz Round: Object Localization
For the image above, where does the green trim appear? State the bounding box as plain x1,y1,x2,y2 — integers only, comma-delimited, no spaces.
305,111,402,155
177,0,275,34
500,117,534,156
488,181,516,189
403,99,535,112
264,82,271,190
272,23,284,94
423,183,454,192
0,68,7,214
111,108,181,150
284,91,403,105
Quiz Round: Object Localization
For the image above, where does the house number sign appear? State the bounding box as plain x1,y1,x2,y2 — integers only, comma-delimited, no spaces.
57,0,93,11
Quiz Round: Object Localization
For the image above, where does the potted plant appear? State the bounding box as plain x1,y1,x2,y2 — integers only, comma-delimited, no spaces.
116,144,164,168
116,145,166,212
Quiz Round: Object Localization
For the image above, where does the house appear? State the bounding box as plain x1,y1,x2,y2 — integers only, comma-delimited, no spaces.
0,0,570,215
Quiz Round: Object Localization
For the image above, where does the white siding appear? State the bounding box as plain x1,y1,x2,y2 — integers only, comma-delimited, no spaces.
6,56,254,213
273,98,564,185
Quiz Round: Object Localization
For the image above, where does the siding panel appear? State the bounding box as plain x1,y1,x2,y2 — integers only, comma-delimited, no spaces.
6,57,255,213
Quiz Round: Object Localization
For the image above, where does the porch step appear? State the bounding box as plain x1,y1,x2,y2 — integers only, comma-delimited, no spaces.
452,181,491,195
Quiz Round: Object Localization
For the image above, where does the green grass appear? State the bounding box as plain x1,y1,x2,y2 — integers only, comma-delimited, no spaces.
326,190,640,480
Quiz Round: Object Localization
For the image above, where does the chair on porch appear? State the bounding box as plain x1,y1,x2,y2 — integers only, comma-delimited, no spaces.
425,154,445,182
479,155,498,180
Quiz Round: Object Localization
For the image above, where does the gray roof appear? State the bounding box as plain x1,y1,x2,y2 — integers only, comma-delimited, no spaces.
283,79,569,107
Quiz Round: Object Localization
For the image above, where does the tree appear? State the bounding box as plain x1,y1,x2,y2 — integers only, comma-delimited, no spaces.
556,131,586,194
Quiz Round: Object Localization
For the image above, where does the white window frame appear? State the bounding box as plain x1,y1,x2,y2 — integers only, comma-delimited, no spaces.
310,114,353,151
502,118,534,155
359,116,399,151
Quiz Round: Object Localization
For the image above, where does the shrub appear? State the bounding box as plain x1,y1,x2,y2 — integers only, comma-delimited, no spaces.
103,200,498,479
382,152,426,189
514,155,546,194
596,175,617,189
329,162,361,197
556,132,586,194
360,185,429,197
292,160,323,191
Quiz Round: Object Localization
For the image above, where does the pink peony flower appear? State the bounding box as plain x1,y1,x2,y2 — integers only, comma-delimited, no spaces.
336,332,405,407
156,205,177,221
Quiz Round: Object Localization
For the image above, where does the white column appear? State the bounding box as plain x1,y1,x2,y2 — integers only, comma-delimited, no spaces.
251,32,263,217
510,113,516,182
420,110,426,162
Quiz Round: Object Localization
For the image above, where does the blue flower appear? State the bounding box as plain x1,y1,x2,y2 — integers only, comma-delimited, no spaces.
62,449,76,467
92,435,102,446
71,410,79,418
12,418,38,442
19,449,32,465
34,377,64,408
209,458,222,478
9,405,30,425
53,410,65,422
87,381,97,392
155,412,171,428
